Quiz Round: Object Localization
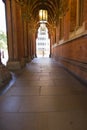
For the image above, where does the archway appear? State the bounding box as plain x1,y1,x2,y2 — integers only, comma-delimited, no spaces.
0,0,8,65
36,23,50,58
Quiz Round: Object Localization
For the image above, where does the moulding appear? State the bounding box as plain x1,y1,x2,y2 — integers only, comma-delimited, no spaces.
52,30,87,48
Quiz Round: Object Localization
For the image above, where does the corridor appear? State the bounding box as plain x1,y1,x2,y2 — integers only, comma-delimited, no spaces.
0,58,87,130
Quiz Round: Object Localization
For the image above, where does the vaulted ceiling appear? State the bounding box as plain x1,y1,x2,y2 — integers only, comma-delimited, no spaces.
17,0,59,24
16,0,69,33
27,0,59,23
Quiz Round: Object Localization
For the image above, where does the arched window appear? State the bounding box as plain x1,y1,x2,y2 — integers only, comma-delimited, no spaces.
0,0,8,65
70,0,83,32
59,17,64,40
76,0,83,27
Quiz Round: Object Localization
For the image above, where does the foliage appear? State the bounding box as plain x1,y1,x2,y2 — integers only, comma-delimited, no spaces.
0,31,7,50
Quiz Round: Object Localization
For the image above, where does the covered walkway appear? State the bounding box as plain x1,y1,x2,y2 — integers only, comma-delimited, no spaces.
0,58,87,130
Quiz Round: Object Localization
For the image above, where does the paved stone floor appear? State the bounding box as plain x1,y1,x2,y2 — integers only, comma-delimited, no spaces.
0,58,87,130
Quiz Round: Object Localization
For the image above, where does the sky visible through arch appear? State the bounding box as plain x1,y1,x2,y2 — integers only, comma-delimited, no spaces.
0,0,6,33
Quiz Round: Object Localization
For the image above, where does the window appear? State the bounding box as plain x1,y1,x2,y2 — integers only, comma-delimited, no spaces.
59,17,64,40
76,0,83,27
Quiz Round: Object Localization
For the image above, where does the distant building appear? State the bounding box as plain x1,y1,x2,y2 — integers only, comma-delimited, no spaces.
36,24,50,57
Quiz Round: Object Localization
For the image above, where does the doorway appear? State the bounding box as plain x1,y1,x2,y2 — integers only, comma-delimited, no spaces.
36,23,50,57
0,0,8,65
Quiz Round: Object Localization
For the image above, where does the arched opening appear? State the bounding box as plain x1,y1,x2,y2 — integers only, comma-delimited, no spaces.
0,0,8,65
36,23,50,57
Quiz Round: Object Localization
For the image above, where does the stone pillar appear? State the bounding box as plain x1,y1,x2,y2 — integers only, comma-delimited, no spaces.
31,35,33,59
27,23,36,60
5,0,13,61
5,0,25,70
32,32,36,58
23,20,28,62
11,0,18,60
5,0,18,69
16,2,25,67
50,33,54,57
34,30,37,57
27,23,31,61
30,32,35,59
30,34,32,59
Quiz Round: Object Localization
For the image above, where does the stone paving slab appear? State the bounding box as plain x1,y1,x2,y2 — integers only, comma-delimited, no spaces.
0,58,87,130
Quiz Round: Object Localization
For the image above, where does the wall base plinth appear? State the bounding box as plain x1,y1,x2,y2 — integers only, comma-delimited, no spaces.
7,59,25,70
0,63,12,87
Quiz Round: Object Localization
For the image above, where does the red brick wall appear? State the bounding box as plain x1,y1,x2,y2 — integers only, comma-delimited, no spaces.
53,35,87,82
52,0,87,83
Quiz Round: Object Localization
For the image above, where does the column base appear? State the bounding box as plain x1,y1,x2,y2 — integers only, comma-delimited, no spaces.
24,56,32,63
0,63,12,87
28,56,32,62
7,59,26,70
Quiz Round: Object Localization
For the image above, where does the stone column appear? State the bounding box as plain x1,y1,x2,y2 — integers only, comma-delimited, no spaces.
35,32,37,57
5,0,13,61
30,32,35,59
23,20,29,62
32,32,36,58
5,0,25,70
27,23,31,61
11,0,18,60
50,33,54,57
5,0,19,70
27,23,36,60
30,34,32,59
16,2,25,67
31,30,35,59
